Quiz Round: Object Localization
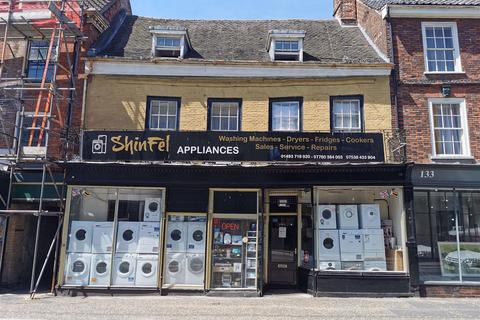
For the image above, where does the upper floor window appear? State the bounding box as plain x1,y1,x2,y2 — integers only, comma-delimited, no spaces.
331,96,363,132
267,30,305,62
147,97,180,131
422,22,461,73
150,26,190,59
154,36,182,58
208,99,241,131
27,40,56,82
270,98,302,132
428,98,470,158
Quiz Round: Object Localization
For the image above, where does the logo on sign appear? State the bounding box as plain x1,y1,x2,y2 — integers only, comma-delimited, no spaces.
92,135,108,154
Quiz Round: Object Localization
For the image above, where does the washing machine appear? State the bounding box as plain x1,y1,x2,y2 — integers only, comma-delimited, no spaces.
89,254,111,286
339,230,364,261
341,261,364,271
166,222,187,253
135,254,159,287
317,230,340,261
116,222,140,253
359,204,381,229
91,222,114,254
64,253,91,286
187,222,206,253
363,229,386,260
112,253,137,286
186,253,205,285
318,261,341,271
337,205,359,229
164,253,186,285
144,198,162,222
137,222,161,254
316,205,337,230
67,221,93,253
364,260,387,272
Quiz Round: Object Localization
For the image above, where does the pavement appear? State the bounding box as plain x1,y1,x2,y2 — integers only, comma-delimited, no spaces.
0,292,479,320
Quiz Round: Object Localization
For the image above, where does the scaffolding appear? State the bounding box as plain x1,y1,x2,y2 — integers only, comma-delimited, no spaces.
0,0,84,298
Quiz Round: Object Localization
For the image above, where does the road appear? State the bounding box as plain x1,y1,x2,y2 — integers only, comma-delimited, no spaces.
0,292,479,319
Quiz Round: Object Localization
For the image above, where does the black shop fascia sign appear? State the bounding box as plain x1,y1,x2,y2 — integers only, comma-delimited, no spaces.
82,131,385,163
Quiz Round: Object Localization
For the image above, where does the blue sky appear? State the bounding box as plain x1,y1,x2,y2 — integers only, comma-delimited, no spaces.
131,0,334,20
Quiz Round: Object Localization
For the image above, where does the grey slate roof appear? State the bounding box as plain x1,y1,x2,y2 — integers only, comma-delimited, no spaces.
96,16,386,64
361,0,480,10
81,0,115,13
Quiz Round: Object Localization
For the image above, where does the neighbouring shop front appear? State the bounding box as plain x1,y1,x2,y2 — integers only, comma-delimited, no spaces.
57,131,411,296
407,164,480,297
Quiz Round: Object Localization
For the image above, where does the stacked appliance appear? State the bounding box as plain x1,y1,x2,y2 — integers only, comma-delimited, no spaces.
65,221,94,286
315,203,386,272
135,221,161,287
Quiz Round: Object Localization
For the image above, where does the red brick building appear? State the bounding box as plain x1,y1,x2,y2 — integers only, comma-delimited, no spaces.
335,0,480,297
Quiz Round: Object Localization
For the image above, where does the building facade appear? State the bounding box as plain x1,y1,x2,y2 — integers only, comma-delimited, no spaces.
336,0,480,296
57,16,413,296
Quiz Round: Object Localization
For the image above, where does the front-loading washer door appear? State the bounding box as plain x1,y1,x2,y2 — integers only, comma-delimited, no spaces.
188,257,204,274
122,228,136,243
323,237,335,251
170,228,183,245
95,261,109,277
118,260,133,278
168,259,181,276
140,261,156,278
322,209,332,221
72,258,88,276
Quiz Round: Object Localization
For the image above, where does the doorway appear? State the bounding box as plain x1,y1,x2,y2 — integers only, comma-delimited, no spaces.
268,215,298,287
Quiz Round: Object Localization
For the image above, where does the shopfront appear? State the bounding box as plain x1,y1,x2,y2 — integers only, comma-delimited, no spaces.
407,164,480,296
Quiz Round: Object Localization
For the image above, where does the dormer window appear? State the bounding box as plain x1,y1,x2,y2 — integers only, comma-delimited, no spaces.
267,30,305,62
150,26,190,59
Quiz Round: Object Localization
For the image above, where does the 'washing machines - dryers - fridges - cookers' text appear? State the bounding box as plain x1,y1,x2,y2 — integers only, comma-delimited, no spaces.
135,254,159,287
187,222,206,253
363,229,386,260
337,205,359,229
112,253,137,286
137,222,161,254
339,230,364,261
68,221,93,253
359,204,381,229
65,253,92,286
91,222,114,254
89,254,111,286
318,261,341,271
164,253,186,285
316,205,337,230
317,230,340,262
186,253,205,285
116,222,140,253
166,222,187,253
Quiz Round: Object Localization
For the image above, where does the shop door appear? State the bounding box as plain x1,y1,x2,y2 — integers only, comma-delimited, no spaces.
268,216,297,286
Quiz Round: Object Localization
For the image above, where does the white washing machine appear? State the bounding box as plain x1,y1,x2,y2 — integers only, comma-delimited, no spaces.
359,204,381,229
339,230,364,261
89,254,111,286
317,230,340,261
64,253,91,286
337,205,359,229
364,260,387,272
363,229,386,260
135,254,159,287
187,222,206,253
112,253,137,286
144,198,162,222
166,222,187,253
318,261,341,271
137,222,161,254
164,253,186,285
316,205,337,230
186,253,205,285
67,221,93,253
116,222,140,253
92,222,114,254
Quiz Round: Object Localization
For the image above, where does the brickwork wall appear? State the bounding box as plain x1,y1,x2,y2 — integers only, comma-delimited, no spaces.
356,0,389,59
421,285,480,298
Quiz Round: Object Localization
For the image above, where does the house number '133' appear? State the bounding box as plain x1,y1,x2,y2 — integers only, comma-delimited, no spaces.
420,170,435,178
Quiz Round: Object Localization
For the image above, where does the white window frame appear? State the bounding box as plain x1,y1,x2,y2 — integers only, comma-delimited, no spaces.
150,28,189,59
331,98,363,133
421,22,462,74
271,101,301,132
209,101,240,132
148,99,179,131
428,98,471,159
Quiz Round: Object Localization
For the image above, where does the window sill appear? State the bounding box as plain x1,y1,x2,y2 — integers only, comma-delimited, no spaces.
424,71,466,76
431,155,474,161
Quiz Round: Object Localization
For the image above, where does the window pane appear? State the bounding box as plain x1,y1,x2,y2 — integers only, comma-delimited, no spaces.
149,100,177,130
426,27,434,37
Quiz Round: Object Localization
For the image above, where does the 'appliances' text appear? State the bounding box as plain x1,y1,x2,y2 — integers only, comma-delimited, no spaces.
177,146,240,155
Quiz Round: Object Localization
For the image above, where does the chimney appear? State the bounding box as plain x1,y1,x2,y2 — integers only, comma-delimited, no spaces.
334,0,357,24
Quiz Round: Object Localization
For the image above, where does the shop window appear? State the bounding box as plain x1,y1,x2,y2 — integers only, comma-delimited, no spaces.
163,214,207,288
208,99,241,131
269,98,302,132
166,187,209,213
146,97,180,131
64,187,164,288
27,40,56,82
330,96,363,133
422,22,461,73
213,191,258,214
314,187,406,274
416,190,480,283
